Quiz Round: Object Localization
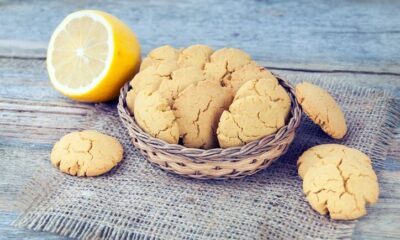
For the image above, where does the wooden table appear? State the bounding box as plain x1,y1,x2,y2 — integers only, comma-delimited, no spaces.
1,0,399,239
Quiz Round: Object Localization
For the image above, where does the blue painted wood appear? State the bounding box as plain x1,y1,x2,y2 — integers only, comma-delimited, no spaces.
0,0,399,73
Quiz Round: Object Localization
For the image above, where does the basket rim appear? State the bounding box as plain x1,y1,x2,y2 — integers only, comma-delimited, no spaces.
117,73,302,162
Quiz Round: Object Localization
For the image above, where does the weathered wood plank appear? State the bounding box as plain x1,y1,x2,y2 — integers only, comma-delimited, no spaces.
0,211,66,240
0,0,399,73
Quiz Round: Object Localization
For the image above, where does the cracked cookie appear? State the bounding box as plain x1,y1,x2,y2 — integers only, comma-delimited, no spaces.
229,61,278,93
299,144,379,220
297,144,372,179
173,80,233,149
158,66,205,104
204,48,277,93
134,90,180,144
177,44,213,69
140,45,180,71
296,82,347,139
217,78,290,148
235,78,291,116
126,66,170,113
51,130,123,177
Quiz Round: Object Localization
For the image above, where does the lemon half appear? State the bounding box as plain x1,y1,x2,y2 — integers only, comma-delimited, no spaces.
47,10,141,102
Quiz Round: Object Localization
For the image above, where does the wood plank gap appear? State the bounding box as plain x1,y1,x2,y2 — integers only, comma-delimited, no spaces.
268,66,400,77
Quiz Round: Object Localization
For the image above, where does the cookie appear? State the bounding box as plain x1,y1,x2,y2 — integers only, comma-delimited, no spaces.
298,144,379,220
158,66,205,104
204,48,251,86
234,78,291,115
297,144,372,179
296,82,347,139
229,61,277,93
217,95,287,148
210,48,251,72
173,80,233,149
204,48,276,93
217,78,291,148
303,158,379,220
126,66,169,113
134,90,179,144
51,130,123,177
177,44,213,68
140,45,180,71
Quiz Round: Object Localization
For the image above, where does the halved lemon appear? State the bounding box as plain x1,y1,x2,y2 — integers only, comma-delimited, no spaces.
47,10,141,102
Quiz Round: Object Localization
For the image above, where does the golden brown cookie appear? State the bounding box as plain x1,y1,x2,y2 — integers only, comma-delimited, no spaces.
297,144,372,179
296,82,347,139
210,48,251,72
204,48,251,87
217,78,291,148
228,61,277,93
303,158,379,220
177,44,213,68
234,78,291,116
134,90,179,144
126,66,169,113
158,66,205,104
51,130,123,177
173,80,233,149
204,48,276,93
217,95,287,148
140,45,180,71
299,144,379,220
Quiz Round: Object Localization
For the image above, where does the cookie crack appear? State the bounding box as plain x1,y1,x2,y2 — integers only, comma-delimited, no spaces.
220,62,232,87
336,158,363,213
202,99,213,113
309,149,325,160
154,122,175,138
256,112,279,130
64,143,72,154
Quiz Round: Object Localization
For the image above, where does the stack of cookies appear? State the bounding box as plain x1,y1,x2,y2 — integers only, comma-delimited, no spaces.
126,45,291,149
293,82,379,220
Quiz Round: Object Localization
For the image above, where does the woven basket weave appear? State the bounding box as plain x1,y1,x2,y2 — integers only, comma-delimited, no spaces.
118,74,302,179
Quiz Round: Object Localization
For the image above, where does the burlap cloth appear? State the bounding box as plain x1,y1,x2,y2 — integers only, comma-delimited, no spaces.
13,76,400,239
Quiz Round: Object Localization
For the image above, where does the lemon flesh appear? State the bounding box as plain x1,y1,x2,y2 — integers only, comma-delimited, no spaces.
47,10,141,102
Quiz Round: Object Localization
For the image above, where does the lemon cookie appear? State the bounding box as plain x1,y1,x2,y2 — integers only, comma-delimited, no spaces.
140,45,180,71
303,157,379,220
217,95,287,148
297,144,372,179
51,130,123,177
134,90,179,144
204,48,251,83
126,66,168,113
173,80,233,149
158,66,205,104
296,82,347,139
217,78,290,148
177,44,213,68
235,78,291,115
210,48,251,72
228,61,277,93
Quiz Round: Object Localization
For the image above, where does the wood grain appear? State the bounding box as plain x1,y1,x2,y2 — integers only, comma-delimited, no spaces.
0,0,399,73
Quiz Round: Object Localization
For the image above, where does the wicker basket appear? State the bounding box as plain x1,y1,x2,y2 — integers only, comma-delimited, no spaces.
118,74,302,179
